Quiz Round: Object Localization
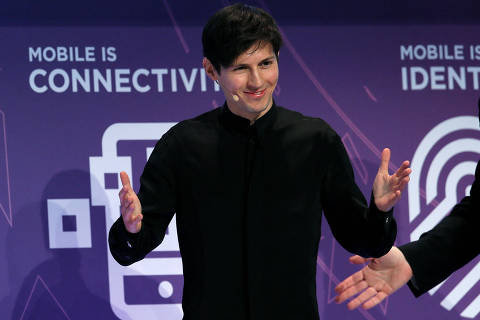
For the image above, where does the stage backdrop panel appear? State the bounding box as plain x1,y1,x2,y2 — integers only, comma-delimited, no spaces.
0,24,479,320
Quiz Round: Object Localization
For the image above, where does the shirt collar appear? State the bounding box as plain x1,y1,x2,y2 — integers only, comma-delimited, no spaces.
220,101,277,138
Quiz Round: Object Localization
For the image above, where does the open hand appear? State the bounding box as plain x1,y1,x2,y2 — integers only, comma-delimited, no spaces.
118,171,143,233
373,148,411,212
334,246,413,310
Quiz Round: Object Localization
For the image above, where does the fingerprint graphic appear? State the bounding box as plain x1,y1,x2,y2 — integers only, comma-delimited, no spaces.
408,115,480,318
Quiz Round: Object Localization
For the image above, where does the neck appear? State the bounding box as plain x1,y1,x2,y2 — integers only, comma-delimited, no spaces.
228,97,273,125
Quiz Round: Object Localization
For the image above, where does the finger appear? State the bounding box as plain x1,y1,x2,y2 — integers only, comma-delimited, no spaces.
126,198,135,210
362,291,388,310
335,270,364,292
121,193,133,209
118,186,128,198
120,193,130,208
125,193,138,206
120,203,126,217
378,148,391,174
395,169,411,184
127,208,141,220
123,196,135,211
395,164,411,179
349,255,369,265
386,190,400,205
125,206,134,221
127,210,139,224
336,280,368,303
395,160,410,173
122,196,131,209
120,171,132,188
347,287,378,310
396,176,410,192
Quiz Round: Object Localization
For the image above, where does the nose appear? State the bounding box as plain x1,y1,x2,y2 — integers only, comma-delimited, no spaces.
247,69,263,90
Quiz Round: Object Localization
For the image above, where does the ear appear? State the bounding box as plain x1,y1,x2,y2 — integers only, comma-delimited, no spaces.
203,57,218,81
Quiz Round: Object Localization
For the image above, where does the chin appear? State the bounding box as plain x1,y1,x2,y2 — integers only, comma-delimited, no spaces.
247,104,268,115
249,97,272,111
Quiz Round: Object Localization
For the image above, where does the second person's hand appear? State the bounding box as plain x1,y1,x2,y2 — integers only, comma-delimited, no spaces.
334,246,413,310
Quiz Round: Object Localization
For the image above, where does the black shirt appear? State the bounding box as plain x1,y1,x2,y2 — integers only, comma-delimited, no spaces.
109,103,397,320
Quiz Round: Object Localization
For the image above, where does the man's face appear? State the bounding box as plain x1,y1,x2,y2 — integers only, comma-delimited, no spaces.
204,42,279,122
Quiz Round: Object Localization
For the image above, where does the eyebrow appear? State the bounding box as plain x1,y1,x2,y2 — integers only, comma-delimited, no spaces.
232,55,275,68
260,56,275,63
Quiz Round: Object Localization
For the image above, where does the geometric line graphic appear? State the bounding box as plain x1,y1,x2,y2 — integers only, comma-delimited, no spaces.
20,275,71,320
363,85,378,103
256,0,402,181
278,28,386,167
162,0,190,54
274,84,281,97
262,2,397,184
0,109,13,227
342,132,369,185
255,3,395,179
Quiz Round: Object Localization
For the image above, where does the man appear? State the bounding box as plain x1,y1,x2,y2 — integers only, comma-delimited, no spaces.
334,101,480,310
109,3,411,319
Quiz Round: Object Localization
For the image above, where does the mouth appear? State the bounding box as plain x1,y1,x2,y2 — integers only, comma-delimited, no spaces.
244,88,267,98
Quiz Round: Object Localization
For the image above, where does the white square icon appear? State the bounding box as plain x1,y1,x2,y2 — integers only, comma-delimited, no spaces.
47,198,91,249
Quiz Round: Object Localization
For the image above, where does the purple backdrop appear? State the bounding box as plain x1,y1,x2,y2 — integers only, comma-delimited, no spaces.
1,22,479,320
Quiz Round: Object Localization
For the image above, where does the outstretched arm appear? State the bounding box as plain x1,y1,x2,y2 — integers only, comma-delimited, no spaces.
320,135,406,258
373,148,411,212
336,159,480,309
109,133,178,266
334,246,413,310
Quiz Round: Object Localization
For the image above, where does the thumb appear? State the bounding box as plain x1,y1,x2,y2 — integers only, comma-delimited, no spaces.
378,148,391,174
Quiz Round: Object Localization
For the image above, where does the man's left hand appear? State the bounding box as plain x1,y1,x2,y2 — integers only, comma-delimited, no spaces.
373,148,411,212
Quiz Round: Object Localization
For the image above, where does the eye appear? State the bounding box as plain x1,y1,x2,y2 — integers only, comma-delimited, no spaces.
260,60,273,68
233,66,247,71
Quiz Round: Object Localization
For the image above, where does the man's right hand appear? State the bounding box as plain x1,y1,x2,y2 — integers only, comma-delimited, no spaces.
334,246,413,310
118,171,143,233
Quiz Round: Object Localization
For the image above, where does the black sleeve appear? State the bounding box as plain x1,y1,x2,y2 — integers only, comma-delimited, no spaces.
399,161,480,297
321,130,396,258
108,130,178,266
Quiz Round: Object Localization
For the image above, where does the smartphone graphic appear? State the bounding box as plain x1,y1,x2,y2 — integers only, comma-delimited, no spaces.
89,122,183,319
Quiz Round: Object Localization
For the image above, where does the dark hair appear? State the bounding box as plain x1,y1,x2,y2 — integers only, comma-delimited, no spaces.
202,3,283,73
